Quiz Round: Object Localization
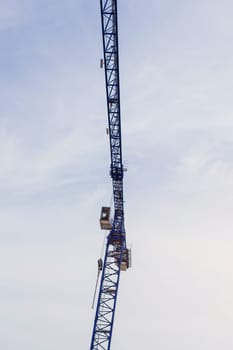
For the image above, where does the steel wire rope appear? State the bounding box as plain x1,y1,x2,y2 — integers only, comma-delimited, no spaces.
91,193,113,309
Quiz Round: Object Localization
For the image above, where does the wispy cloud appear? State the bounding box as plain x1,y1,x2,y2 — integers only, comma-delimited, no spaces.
1,1,233,349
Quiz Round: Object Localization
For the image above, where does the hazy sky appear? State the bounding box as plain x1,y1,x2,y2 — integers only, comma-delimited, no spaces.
1,1,233,349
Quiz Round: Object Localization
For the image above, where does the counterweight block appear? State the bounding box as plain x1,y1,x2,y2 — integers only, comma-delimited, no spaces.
109,244,131,271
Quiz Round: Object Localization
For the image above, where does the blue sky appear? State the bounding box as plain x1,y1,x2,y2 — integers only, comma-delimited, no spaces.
1,1,233,349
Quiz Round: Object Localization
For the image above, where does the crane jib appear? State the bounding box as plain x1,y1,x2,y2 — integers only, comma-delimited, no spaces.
101,0,125,230
89,1,130,350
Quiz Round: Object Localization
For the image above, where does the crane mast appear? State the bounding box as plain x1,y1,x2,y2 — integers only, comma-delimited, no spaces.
90,1,130,349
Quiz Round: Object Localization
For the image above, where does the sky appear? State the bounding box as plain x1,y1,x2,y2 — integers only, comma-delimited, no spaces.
1,0,233,349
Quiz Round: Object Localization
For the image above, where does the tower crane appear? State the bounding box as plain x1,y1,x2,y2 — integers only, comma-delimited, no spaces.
89,1,131,349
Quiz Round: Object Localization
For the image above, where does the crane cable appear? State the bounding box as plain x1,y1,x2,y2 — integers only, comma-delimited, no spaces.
91,194,113,309
91,258,103,309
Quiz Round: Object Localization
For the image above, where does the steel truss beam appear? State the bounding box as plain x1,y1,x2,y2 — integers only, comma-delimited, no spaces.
90,1,127,350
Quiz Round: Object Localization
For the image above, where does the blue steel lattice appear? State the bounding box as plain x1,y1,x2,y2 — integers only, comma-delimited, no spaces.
89,1,128,350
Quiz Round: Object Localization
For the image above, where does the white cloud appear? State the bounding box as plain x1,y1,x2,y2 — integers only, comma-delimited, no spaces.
1,1,233,349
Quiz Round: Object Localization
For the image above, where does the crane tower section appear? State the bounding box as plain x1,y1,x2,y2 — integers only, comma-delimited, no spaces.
90,1,130,350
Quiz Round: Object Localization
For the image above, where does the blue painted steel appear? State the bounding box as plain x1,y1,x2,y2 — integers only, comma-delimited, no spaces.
90,1,127,349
